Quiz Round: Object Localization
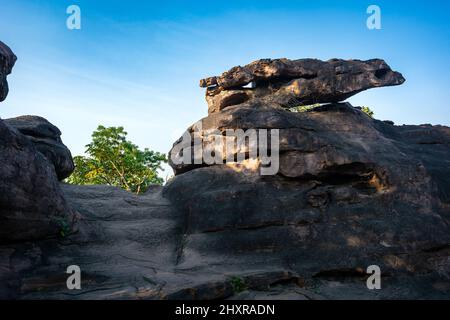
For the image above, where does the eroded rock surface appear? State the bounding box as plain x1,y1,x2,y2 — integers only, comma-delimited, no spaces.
0,119,75,243
5,116,75,180
0,185,180,299
164,102,450,300
200,58,405,113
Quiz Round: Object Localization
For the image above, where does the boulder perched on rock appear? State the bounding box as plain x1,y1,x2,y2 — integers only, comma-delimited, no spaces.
200,58,405,113
162,59,449,299
4,116,75,180
0,41,16,102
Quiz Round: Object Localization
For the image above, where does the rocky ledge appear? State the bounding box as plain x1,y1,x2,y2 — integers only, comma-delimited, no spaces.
1,42,449,299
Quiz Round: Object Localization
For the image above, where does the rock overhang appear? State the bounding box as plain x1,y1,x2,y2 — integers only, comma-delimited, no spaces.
199,58,405,114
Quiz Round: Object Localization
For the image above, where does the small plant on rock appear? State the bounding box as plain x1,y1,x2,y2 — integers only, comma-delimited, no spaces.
361,106,375,118
289,103,322,113
56,217,71,238
229,276,247,293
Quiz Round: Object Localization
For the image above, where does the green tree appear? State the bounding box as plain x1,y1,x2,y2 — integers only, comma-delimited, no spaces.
67,126,167,194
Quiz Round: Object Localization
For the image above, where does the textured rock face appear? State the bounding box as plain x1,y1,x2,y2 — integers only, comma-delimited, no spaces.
0,41,16,102
161,59,449,299
164,102,450,299
0,185,180,299
200,58,405,114
4,116,75,180
0,119,75,242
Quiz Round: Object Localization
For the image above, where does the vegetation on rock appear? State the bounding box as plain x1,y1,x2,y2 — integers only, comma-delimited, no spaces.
229,276,247,293
361,106,374,118
289,103,322,113
289,103,375,118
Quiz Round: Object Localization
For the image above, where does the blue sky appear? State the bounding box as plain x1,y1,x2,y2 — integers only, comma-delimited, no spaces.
1,0,449,176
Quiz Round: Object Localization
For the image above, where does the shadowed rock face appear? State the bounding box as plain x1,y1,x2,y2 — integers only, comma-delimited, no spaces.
4,116,75,180
0,120,76,243
200,58,405,114
164,103,450,300
0,41,16,102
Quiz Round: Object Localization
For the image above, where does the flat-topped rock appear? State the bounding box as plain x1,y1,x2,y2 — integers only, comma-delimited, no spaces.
200,58,405,113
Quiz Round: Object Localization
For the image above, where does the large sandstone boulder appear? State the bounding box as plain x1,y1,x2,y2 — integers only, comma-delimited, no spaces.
0,119,75,242
0,41,16,102
200,58,405,114
4,116,75,180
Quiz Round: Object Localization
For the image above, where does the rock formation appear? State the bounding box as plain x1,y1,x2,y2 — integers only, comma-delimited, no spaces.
4,116,75,180
0,41,16,102
165,59,449,299
1,44,449,300
200,58,405,114
0,43,75,245
165,103,450,300
0,120,75,243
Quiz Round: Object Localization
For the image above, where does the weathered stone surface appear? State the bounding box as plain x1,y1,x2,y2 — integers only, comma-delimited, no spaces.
200,58,405,113
0,119,75,243
0,184,182,300
0,41,16,102
4,116,75,180
164,102,450,299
